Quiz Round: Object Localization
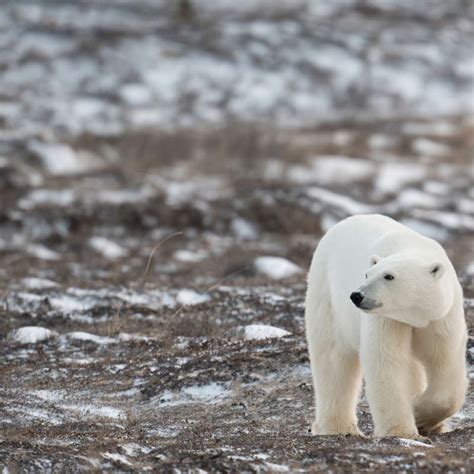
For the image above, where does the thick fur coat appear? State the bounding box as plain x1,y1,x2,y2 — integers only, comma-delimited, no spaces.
305,214,467,439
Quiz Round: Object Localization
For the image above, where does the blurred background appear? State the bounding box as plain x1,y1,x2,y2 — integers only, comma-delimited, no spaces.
1,0,473,337
0,1,473,470
1,0,472,288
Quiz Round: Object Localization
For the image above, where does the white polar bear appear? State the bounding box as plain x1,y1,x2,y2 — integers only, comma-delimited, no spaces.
305,214,468,439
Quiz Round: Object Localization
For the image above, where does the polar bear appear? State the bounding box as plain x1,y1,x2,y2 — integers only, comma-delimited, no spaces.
305,214,467,439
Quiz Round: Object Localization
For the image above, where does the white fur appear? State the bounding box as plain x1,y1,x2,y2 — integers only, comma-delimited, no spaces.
305,214,467,438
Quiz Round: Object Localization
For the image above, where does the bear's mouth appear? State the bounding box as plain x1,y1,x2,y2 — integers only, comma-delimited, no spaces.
359,300,383,311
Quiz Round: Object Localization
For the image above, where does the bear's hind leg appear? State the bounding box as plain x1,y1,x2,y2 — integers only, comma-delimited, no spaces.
311,345,363,436
414,350,467,435
413,316,468,436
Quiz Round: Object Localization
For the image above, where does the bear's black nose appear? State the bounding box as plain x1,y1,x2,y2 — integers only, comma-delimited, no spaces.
350,291,364,307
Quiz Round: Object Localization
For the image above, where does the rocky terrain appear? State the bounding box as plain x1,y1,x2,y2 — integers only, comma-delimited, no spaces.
0,0,473,472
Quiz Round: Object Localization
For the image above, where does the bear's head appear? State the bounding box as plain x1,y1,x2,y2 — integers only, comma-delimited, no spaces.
350,252,454,328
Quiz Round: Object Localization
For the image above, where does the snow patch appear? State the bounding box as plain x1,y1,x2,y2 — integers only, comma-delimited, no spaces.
65,331,116,344
29,141,92,176
255,256,303,280
457,198,474,214
117,333,149,342
264,462,290,472
397,189,441,208
231,217,258,239
465,262,474,276
307,187,374,215
161,177,228,206
174,249,206,263
411,210,474,231
243,324,291,341
412,138,450,157
65,404,124,419
423,181,451,195
19,189,75,209
9,326,57,344
94,188,152,205
402,121,456,136
17,407,64,426
369,133,396,149
376,163,426,194
297,156,374,185
48,294,97,313
27,244,61,261
22,277,58,290
115,288,176,309
398,438,433,448
33,389,64,402
159,382,230,407
62,357,96,365
89,236,128,259
176,289,210,306
119,83,152,105
312,156,374,184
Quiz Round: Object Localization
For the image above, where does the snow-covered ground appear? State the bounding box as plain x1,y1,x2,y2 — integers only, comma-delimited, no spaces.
0,0,473,472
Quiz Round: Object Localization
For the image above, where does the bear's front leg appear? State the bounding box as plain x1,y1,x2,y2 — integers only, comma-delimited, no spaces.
361,318,420,438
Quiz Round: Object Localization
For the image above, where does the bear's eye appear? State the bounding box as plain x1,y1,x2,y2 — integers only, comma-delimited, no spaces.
384,274,395,281
365,274,368,279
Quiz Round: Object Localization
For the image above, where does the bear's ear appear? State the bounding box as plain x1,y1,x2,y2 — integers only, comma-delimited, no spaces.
429,262,445,280
369,255,381,266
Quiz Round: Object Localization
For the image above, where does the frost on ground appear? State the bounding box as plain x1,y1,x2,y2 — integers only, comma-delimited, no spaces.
0,0,473,472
